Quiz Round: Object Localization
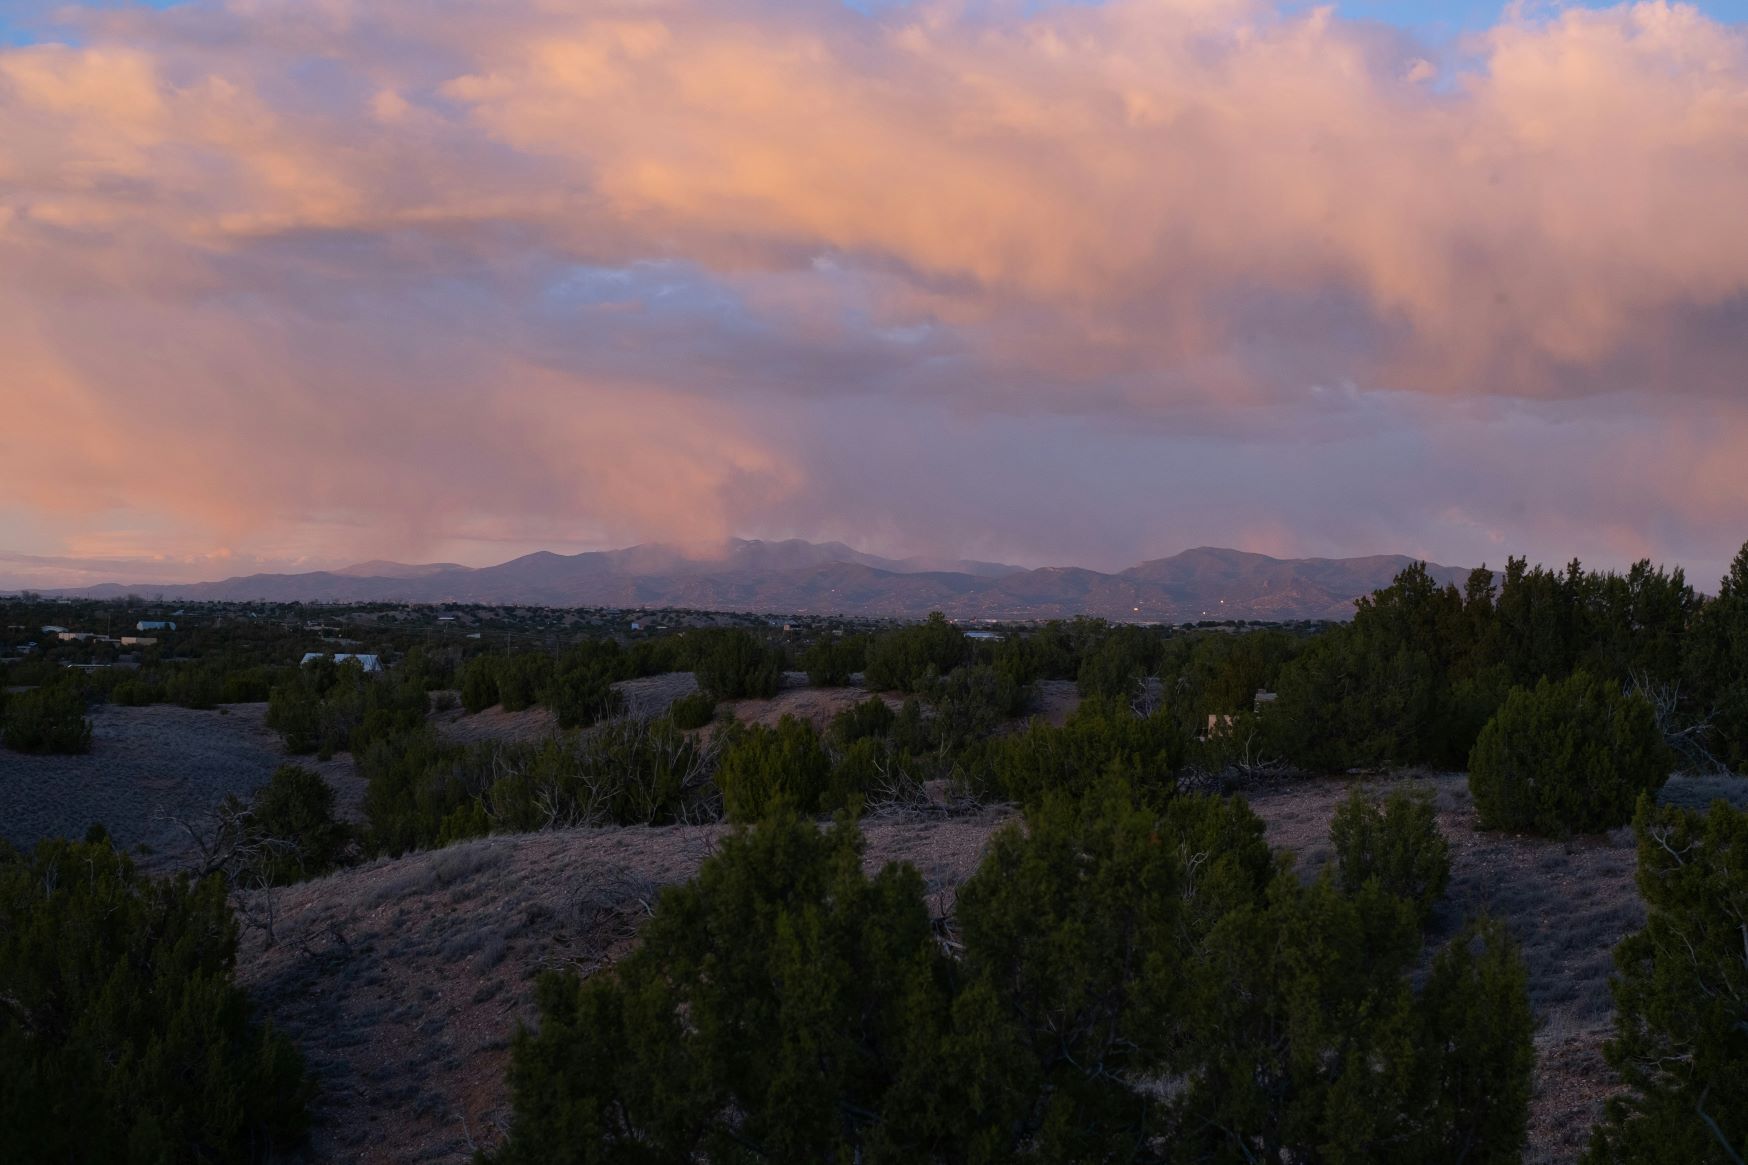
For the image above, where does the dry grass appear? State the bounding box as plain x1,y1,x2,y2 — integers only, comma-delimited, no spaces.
0,702,298,873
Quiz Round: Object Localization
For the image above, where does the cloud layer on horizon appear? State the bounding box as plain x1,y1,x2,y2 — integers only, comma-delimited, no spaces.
3,0,1747,587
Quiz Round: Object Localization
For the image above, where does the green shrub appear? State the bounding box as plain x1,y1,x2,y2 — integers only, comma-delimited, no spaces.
488,815,960,1164
1415,917,1536,1163
495,652,554,713
482,719,707,830
1075,625,1159,700
266,682,321,754
1468,672,1669,834
221,765,349,886
976,695,1185,805
800,634,866,687
0,839,311,1161
828,695,896,748
360,717,709,853
544,643,630,729
667,690,717,730
692,630,784,700
923,663,1031,752
862,612,967,692
545,674,625,730
490,786,1536,1163
108,679,162,706
1329,786,1451,925
1588,799,1748,1164
459,655,501,713
0,683,91,754
714,715,834,821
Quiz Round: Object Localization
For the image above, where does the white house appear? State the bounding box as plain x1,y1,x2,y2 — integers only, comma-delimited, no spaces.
301,652,384,673
136,620,176,632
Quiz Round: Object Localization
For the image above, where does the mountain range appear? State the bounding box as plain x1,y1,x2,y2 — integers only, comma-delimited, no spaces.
46,540,1475,622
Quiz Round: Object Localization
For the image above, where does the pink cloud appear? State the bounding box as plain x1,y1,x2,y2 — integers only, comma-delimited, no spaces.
2,0,1746,581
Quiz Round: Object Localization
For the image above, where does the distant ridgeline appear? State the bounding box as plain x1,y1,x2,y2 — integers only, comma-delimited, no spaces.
48,540,1482,622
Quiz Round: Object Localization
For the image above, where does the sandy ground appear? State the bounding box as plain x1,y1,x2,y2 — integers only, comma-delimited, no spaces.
0,702,297,872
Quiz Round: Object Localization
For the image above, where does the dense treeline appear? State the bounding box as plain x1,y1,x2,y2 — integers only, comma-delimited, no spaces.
1261,554,1738,775
488,782,1534,1163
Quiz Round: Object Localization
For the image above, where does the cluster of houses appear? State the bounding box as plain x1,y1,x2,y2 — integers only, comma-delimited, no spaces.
33,620,173,650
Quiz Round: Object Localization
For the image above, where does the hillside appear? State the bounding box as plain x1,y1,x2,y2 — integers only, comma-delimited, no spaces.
234,770,1748,1165
55,540,1474,621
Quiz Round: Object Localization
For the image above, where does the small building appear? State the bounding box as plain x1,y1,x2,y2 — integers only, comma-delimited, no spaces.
41,625,68,635
965,630,1004,642
120,636,158,647
136,620,176,632
56,631,94,642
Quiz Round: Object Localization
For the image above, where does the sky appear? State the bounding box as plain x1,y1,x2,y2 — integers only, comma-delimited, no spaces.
2,0,1748,590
